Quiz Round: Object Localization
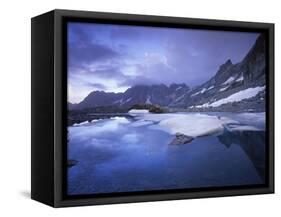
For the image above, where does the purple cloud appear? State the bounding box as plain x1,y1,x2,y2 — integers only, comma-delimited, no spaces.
67,22,260,103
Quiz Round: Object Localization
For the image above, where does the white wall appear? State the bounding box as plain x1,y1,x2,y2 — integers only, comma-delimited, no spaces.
0,0,279,216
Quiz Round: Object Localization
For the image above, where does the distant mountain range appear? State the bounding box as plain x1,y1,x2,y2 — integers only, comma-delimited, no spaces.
69,34,266,112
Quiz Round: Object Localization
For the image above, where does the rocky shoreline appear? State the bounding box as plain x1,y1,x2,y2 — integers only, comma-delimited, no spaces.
68,106,265,127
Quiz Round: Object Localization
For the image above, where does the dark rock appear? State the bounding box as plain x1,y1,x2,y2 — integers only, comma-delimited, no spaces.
149,106,166,113
75,91,123,110
169,133,193,145
67,160,78,168
217,130,266,179
130,103,167,113
68,102,78,110
182,34,266,112
70,84,190,110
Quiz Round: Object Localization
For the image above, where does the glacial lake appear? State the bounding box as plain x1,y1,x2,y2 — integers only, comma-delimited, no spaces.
67,112,266,195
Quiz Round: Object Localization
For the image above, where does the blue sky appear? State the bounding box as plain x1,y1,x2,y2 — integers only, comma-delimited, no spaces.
68,22,259,103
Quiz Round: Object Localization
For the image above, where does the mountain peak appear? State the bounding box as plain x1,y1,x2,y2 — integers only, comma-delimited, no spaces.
169,83,187,88
243,34,265,64
216,59,233,76
225,59,232,65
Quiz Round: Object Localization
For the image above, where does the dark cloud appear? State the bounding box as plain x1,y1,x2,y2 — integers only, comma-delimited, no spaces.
67,22,260,102
110,26,141,40
163,30,259,85
86,82,107,90
68,23,93,43
119,75,155,87
68,42,119,67
88,64,122,76
68,22,120,68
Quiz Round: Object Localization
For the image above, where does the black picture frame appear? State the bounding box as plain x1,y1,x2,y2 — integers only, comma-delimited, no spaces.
31,9,274,207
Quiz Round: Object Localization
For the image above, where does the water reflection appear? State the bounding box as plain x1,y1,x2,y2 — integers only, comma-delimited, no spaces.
68,114,266,195
218,130,266,180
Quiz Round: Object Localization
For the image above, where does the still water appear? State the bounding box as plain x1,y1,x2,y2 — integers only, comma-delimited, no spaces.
67,112,265,195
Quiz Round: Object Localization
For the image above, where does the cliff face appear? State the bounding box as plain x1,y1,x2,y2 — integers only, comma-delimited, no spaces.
242,34,266,85
177,34,266,111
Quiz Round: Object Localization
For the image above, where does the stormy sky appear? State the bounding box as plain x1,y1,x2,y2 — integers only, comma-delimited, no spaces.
67,22,259,103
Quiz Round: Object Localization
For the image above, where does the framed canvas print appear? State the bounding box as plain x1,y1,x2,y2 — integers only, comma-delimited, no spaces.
31,9,274,207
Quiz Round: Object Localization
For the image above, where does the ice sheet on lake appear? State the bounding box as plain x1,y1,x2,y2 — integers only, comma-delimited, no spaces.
132,112,264,138
231,112,265,129
73,121,89,126
226,125,260,132
158,114,237,137
70,112,265,141
131,120,154,127
110,116,130,123
235,112,265,123
128,109,150,115
135,113,235,138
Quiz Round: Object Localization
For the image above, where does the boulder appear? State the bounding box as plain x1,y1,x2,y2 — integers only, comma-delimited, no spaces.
169,133,193,145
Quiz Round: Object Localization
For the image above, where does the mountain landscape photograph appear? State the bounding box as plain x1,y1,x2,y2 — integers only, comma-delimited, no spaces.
67,22,267,196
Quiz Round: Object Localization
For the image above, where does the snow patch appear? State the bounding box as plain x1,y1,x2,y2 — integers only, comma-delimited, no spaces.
222,76,235,85
191,88,206,97
145,96,152,104
194,103,209,108
114,97,131,105
219,86,229,92
113,99,122,104
200,88,207,94
195,86,265,108
236,75,244,82
207,85,214,91
191,91,200,97
175,94,185,102
209,86,265,107
124,97,132,103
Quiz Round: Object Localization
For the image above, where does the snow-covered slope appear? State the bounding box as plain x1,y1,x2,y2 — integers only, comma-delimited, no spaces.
179,34,266,112
195,86,265,108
